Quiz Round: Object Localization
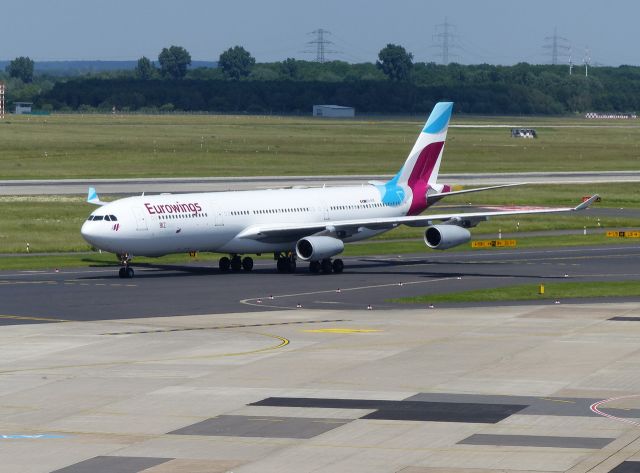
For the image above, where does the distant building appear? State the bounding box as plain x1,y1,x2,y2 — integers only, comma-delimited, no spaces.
312,105,355,118
511,128,537,139
15,102,33,114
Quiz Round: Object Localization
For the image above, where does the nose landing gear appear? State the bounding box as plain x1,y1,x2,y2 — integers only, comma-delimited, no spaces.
118,266,135,278
117,253,134,278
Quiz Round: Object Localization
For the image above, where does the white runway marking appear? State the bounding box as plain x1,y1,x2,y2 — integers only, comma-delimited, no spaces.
240,277,459,309
590,395,640,428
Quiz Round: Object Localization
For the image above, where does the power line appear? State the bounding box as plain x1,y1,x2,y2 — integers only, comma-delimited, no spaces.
431,18,460,64
303,29,339,63
543,27,570,65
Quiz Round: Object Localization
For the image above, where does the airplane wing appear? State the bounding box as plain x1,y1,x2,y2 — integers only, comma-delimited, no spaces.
236,194,599,242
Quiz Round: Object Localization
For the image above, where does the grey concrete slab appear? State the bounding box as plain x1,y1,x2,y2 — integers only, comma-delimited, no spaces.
251,397,526,423
169,415,349,439
458,433,614,449
609,461,640,473
406,392,640,419
51,456,172,473
143,459,244,473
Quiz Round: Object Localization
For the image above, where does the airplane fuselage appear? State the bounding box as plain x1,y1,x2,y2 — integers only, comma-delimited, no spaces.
81,183,414,257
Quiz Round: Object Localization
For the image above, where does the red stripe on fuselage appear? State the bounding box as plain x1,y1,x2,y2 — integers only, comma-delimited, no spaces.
407,141,444,215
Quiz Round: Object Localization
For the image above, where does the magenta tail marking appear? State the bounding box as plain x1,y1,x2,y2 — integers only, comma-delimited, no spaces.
407,141,445,215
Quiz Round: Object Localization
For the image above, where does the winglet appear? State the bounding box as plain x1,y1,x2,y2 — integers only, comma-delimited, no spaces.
87,187,106,206
574,194,600,211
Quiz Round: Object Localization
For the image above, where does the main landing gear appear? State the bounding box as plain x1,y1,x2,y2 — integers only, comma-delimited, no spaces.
276,253,297,273
117,253,134,278
216,253,344,274
309,258,344,274
219,254,254,272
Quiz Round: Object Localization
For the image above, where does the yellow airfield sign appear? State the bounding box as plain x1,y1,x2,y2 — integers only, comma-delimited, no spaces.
606,231,640,238
471,239,517,248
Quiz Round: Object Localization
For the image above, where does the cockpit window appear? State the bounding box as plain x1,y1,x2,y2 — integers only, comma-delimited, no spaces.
104,215,111,221
109,215,117,221
87,216,94,221
92,215,104,221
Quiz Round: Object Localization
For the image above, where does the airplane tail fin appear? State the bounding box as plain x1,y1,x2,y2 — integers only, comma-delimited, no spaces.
396,101,452,186
392,101,453,214
87,187,106,206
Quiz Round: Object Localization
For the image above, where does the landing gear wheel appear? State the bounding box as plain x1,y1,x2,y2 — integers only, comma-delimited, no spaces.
219,256,231,272
117,253,133,278
276,253,296,273
321,258,333,274
309,261,321,273
242,256,254,271
332,259,344,274
230,255,242,272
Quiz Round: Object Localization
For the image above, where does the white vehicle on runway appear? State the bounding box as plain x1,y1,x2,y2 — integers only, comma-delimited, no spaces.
81,102,598,278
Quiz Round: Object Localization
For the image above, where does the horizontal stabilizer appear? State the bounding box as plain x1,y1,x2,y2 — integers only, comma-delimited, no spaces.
574,194,600,211
427,183,527,202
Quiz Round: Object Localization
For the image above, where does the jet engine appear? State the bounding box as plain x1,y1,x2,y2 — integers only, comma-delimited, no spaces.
296,236,344,261
424,225,471,250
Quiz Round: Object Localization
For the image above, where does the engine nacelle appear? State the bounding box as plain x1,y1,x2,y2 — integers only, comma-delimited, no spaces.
296,236,344,261
424,225,471,250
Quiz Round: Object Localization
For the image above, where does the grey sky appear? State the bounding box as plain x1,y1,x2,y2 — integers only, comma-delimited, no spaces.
3,0,638,66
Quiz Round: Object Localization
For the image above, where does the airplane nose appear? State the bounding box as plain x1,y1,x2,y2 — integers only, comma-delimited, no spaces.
81,221,98,245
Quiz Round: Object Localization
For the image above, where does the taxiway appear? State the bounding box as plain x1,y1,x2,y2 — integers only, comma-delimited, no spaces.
1,245,640,323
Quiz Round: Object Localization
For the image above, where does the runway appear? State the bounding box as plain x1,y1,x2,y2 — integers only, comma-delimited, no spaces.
2,170,640,195
1,244,640,324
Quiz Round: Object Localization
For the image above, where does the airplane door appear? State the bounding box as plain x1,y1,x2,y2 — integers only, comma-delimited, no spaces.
132,207,149,231
321,201,330,221
215,210,224,227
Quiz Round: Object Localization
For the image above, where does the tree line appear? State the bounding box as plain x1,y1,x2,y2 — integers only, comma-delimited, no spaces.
3,44,640,115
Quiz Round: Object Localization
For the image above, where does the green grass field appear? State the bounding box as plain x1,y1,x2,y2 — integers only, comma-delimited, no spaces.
1,113,639,179
1,113,639,273
389,281,640,304
1,182,639,255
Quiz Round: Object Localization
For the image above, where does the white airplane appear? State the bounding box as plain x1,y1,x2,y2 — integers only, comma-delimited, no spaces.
81,102,598,278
